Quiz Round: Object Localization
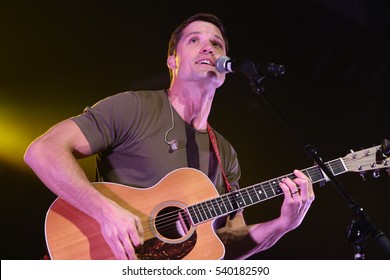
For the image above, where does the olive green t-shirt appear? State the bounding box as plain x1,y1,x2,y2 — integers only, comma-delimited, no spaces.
71,89,241,195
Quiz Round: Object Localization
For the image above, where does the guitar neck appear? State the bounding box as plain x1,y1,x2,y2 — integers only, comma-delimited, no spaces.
187,157,347,225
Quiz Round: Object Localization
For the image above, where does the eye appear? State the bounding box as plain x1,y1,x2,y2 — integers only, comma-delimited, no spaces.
189,37,199,44
212,41,223,49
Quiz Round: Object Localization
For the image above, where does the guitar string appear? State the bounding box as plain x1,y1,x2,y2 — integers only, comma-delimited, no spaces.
140,158,358,239
143,170,321,233
137,174,305,239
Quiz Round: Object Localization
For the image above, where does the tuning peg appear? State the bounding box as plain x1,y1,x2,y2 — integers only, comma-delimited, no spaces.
372,170,381,178
359,172,366,181
386,168,390,176
376,149,384,164
350,149,357,159
381,139,390,157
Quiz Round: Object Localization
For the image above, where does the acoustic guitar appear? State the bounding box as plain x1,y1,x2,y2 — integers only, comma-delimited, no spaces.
45,144,389,259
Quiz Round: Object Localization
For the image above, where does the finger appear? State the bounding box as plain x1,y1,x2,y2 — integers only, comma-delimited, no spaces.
128,216,144,247
122,239,137,260
108,238,130,260
280,177,299,195
279,178,297,200
293,170,315,204
293,169,308,179
135,216,144,245
291,188,300,195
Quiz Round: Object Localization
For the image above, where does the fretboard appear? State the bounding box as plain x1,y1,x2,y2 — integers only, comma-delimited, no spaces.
187,157,347,225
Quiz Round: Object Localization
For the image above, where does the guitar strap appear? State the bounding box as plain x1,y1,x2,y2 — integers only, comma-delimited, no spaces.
207,123,232,193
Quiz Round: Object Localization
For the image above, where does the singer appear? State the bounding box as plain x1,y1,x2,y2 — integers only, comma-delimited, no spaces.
24,13,314,260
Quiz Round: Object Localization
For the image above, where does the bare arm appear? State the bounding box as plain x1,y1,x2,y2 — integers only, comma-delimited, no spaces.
217,169,315,259
24,119,143,259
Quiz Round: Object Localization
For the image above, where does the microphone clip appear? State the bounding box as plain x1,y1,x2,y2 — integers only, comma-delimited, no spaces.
240,61,267,94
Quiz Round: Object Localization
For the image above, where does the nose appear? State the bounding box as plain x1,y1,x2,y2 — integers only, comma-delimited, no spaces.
201,44,215,55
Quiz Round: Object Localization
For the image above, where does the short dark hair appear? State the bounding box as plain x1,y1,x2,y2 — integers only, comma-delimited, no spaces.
167,13,229,57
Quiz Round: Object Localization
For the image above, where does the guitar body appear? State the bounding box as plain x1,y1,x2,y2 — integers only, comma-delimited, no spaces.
45,168,225,260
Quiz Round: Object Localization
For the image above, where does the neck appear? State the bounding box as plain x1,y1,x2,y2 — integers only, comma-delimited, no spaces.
168,83,215,131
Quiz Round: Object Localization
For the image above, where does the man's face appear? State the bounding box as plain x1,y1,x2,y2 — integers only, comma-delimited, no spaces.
168,20,227,88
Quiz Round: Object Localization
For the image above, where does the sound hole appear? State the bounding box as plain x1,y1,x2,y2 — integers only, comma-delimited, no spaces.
154,206,192,242
137,203,197,259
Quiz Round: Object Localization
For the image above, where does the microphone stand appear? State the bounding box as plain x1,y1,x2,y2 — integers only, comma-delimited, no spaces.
239,62,390,259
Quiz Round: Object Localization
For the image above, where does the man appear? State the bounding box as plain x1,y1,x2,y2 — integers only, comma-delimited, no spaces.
24,13,315,260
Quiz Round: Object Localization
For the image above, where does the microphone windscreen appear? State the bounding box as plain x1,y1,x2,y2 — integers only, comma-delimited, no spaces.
215,56,231,73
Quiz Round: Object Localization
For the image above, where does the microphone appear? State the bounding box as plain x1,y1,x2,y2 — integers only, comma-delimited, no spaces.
215,56,286,76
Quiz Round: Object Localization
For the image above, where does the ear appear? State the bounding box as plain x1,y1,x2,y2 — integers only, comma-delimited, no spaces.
167,55,176,69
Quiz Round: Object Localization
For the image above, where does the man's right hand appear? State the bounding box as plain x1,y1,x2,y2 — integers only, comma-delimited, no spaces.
99,202,144,259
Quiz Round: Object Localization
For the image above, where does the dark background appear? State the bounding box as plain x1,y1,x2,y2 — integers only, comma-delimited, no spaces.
1,0,389,260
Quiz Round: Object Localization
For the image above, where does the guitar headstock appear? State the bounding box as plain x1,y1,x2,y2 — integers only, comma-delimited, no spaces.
343,145,390,175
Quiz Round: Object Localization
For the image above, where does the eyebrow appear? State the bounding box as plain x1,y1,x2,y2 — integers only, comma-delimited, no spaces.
184,31,224,43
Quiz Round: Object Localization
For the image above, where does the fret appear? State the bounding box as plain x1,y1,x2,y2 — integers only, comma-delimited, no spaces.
199,202,211,220
328,158,347,175
265,181,277,197
216,196,227,214
220,195,234,213
188,205,200,224
254,184,267,200
205,200,217,217
242,188,253,205
286,173,295,179
306,166,324,183
302,159,347,185
247,186,260,203
270,179,280,195
213,197,223,216
195,203,206,222
303,169,313,182
227,192,240,211
273,184,283,195
235,191,246,209
325,162,335,176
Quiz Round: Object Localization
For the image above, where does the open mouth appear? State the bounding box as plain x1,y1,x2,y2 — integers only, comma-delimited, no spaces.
196,59,214,66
